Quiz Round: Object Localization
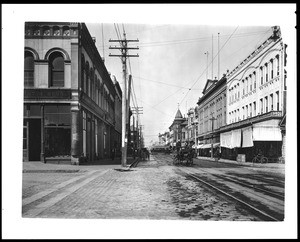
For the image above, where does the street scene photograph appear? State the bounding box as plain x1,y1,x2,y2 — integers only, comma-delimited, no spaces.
2,4,297,240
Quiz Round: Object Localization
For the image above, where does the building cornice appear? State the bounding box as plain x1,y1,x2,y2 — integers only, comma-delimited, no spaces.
227,37,282,80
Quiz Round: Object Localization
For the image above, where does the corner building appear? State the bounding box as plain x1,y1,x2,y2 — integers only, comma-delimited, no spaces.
23,22,122,165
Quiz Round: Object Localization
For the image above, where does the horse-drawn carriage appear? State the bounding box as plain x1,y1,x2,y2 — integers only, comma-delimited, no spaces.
172,148,194,166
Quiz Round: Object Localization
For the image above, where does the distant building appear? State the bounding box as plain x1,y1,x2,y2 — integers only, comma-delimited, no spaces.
196,75,227,157
23,22,122,165
169,109,187,148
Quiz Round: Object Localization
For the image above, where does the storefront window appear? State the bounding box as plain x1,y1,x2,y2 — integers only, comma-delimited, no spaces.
30,104,41,116
23,127,27,149
44,105,70,126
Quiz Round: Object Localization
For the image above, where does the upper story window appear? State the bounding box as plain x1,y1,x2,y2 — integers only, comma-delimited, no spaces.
276,54,280,76
63,26,70,36
43,26,50,36
242,80,245,95
270,59,274,79
260,66,263,85
24,51,34,87
53,26,61,36
49,52,64,87
265,63,268,82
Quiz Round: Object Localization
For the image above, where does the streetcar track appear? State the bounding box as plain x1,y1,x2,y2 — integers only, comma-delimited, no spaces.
211,173,285,200
179,169,282,221
152,154,285,221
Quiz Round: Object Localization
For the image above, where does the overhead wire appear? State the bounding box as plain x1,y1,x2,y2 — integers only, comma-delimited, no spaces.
131,75,202,90
99,29,270,50
159,27,272,134
178,26,240,107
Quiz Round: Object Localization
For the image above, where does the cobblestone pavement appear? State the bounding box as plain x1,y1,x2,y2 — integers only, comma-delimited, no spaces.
22,155,262,220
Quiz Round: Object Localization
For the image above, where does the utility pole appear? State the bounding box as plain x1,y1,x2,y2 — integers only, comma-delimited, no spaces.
131,106,143,154
204,51,209,80
109,31,139,167
139,125,144,150
209,116,216,159
218,32,220,80
212,34,214,80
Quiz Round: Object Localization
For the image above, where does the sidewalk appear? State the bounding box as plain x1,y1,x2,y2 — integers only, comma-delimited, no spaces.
22,157,136,173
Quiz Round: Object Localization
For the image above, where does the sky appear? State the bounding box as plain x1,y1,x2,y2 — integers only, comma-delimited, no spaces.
2,4,297,240
86,23,273,147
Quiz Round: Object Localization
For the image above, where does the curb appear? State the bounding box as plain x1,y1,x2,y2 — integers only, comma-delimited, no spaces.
23,169,81,173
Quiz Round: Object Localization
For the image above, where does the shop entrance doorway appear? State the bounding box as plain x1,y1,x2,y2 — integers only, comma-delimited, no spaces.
28,119,41,161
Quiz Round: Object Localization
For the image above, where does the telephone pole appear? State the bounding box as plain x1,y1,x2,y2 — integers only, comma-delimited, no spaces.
218,32,220,80
209,116,216,159
109,31,139,167
204,51,209,80
131,106,143,153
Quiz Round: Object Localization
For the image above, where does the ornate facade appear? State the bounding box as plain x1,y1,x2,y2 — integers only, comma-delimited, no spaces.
220,26,286,162
23,22,122,165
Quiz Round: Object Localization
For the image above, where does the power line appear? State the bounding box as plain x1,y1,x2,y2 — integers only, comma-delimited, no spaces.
179,26,240,106
125,24,170,35
135,96,174,118
97,29,269,50
131,75,202,90
128,30,268,48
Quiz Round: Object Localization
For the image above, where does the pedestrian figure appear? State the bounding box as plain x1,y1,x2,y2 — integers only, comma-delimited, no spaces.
133,149,137,160
111,147,116,160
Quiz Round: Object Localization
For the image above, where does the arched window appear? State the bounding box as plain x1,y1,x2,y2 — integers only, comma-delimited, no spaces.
49,52,64,87
24,51,34,87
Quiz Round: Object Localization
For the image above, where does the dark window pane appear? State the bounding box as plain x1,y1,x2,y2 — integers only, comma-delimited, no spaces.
24,52,34,87
23,127,27,138
24,53,34,70
52,71,64,87
45,114,59,126
58,105,70,114
45,105,70,126
24,71,34,87
50,53,64,87
52,56,64,70
23,139,27,149
45,105,58,113
30,105,41,116
58,114,70,126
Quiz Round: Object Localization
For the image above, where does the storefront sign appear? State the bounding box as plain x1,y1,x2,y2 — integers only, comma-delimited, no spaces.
24,89,71,100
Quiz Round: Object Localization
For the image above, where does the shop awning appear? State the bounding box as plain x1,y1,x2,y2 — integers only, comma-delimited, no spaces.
242,126,254,147
252,122,282,141
200,144,211,149
221,120,282,149
200,143,219,149
220,129,241,148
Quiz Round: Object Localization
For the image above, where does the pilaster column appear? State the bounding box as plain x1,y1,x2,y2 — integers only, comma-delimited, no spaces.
40,104,45,163
71,103,82,165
